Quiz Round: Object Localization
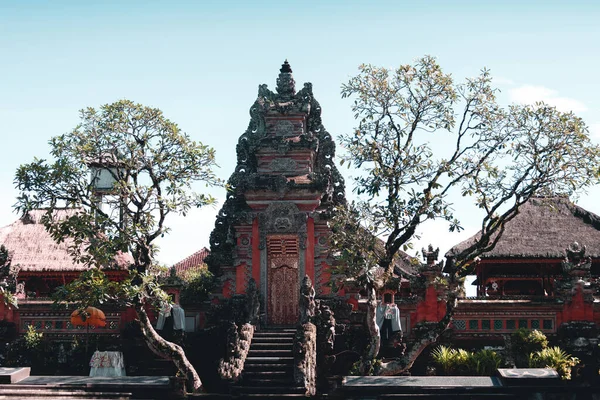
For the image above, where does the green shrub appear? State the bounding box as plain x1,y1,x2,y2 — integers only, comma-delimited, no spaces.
528,346,579,380
349,358,382,376
473,349,502,376
24,325,43,350
454,349,475,375
431,346,503,376
180,265,215,305
431,345,457,375
511,328,548,367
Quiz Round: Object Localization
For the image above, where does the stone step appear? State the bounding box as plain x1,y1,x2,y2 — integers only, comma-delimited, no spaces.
253,331,295,337
241,378,295,387
248,349,293,356
257,328,296,332
243,370,292,378
252,335,294,343
233,386,306,395
246,356,294,364
243,363,294,371
238,328,302,397
382,396,515,398
251,336,294,343
236,395,307,399
250,342,293,349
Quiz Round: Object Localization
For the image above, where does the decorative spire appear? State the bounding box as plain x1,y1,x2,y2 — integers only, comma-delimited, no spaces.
422,244,439,266
276,59,296,99
280,59,292,73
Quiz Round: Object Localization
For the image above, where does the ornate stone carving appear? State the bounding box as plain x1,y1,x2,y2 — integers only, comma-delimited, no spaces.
274,217,292,231
246,278,260,325
318,235,328,246
419,244,444,283
259,202,307,236
299,275,316,324
269,158,297,172
299,232,307,250
422,244,439,265
562,241,592,279
275,120,295,137
206,61,347,281
276,60,296,99
15,282,25,299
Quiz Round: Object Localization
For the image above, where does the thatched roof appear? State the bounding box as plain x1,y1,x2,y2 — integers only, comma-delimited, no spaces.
446,196,600,259
393,251,419,276
0,209,86,272
172,247,209,276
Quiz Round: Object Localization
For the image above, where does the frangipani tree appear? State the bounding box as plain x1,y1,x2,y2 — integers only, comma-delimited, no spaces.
330,56,600,375
15,100,221,392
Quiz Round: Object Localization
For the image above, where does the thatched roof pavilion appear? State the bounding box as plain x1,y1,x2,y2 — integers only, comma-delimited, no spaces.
0,209,84,272
446,196,600,298
447,196,600,260
0,209,129,299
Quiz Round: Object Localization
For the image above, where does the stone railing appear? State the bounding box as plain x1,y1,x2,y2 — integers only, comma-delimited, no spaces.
294,275,317,396
217,322,254,382
217,278,260,382
294,322,316,396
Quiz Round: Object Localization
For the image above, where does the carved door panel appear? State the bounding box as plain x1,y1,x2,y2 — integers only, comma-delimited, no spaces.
267,235,299,325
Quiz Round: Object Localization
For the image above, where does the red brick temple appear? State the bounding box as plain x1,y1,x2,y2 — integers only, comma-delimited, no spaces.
205,61,346,326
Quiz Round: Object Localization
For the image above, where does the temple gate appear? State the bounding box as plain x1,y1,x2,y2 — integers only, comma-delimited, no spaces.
206,61,346,326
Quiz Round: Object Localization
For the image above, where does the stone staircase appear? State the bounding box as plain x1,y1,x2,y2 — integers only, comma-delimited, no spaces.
234,328,306,398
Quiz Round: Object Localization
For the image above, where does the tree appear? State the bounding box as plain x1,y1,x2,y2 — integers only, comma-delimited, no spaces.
0,245,19,308
14,100,221,392
330,56,600,375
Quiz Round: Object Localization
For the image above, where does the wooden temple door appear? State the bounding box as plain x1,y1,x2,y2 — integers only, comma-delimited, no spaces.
267,235,299,325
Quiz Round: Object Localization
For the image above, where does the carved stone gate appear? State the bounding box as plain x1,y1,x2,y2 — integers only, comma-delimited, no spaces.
267,235,299,325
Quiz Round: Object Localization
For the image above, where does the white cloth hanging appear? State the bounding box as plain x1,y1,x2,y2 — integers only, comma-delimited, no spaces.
172,305,186,331
156,304,172,330
89,351,126,377
375,302,401,332
156,304,186,331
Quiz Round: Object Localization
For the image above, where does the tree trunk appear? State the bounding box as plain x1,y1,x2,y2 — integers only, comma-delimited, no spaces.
378,336,434,375
135,303,203,393
361,282,381,374
377,291,459,376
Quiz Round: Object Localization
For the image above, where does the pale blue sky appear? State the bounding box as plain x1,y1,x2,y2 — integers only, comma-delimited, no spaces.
1,1,599,265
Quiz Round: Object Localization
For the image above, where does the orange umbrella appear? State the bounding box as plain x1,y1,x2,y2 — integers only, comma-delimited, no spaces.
70,306,106,328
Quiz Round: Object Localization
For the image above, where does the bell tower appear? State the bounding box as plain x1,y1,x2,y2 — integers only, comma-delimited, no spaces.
206,61,345,325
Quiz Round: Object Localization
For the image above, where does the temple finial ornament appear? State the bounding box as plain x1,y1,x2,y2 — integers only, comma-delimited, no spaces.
276,60,296,98
280,59,292,73
422,244,439,266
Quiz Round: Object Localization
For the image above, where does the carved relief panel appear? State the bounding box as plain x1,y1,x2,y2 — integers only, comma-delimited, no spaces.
264,116,306,138
258,202,307,250
267,235,299,325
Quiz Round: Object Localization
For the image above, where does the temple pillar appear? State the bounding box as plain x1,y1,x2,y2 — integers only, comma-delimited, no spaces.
252,217,260,285
305,216,315,282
